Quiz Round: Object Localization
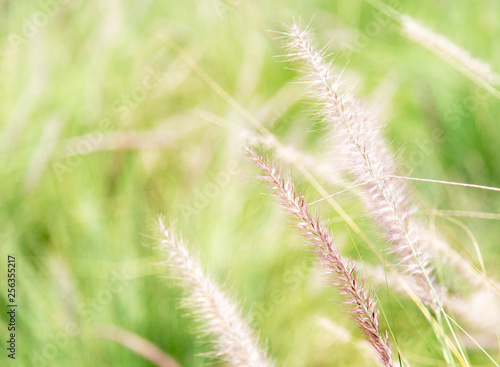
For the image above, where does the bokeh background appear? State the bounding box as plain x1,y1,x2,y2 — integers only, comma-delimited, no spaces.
1,0,500,366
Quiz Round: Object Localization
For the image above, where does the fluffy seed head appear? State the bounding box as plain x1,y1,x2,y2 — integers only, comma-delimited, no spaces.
157,219,273,367
283,23,439,310
401,15,500,85
248,148,394,367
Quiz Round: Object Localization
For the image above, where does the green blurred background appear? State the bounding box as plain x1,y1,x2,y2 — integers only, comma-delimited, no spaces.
1,0,500,366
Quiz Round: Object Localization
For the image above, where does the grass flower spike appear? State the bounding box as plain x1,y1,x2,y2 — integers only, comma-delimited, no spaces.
157,219,273,367
283,23,439,310
248,148,394,367
401,15,500,86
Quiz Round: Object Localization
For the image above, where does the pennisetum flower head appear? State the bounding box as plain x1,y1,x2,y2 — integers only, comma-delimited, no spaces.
247,147,395,367
282,22,440,311
157,219,273,367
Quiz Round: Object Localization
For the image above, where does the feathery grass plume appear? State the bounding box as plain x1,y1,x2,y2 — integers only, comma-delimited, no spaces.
248,148,394,367
157,219,273,367
283,23,440,311
401,15,500,86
